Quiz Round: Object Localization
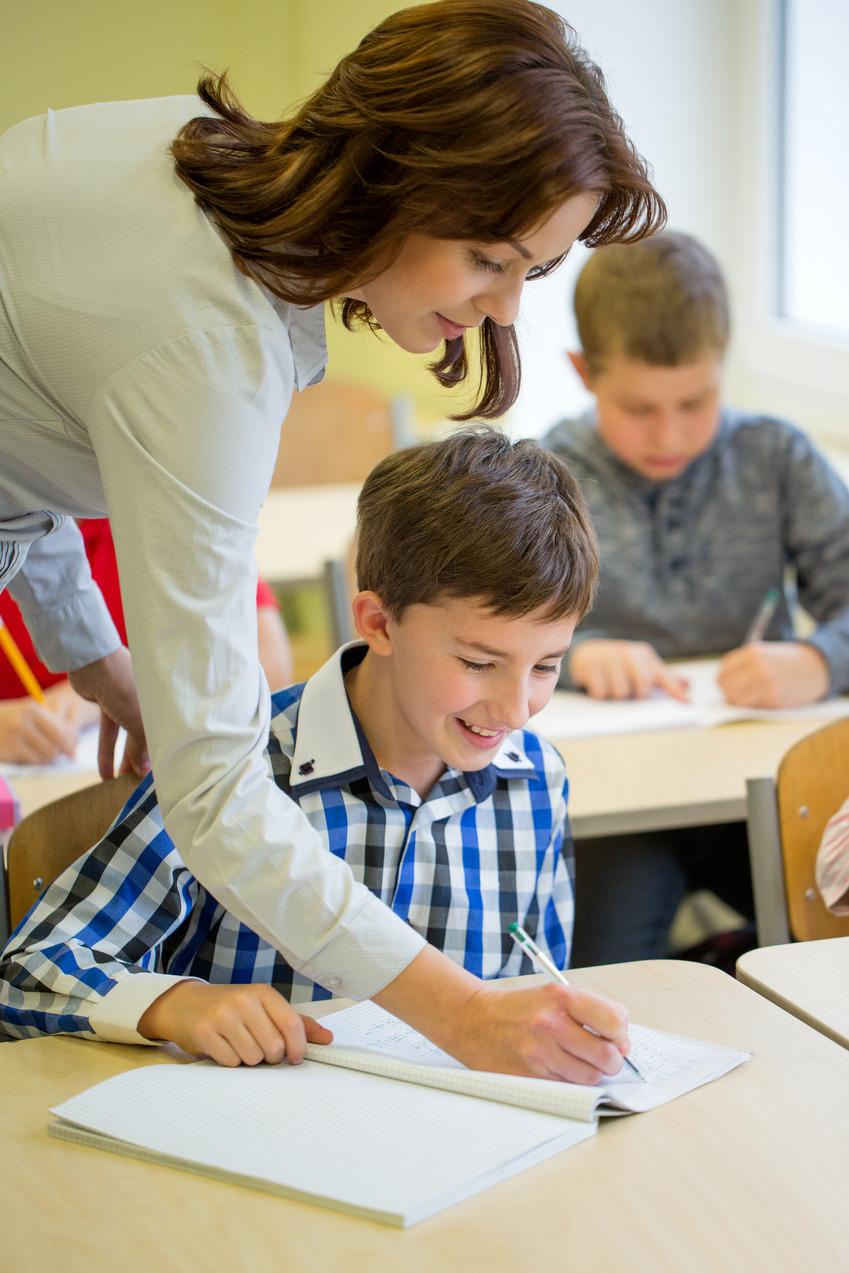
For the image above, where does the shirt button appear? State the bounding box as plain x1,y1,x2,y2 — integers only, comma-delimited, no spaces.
324,976,342,991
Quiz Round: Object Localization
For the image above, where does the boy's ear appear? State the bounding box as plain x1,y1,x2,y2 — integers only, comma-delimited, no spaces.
567,350,592,389
351,591,394,655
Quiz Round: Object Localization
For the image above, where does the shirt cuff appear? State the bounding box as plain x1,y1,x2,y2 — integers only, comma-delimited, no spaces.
26,586,121,673
88,972,196,1046
298,892,427,1001
804,632,845,695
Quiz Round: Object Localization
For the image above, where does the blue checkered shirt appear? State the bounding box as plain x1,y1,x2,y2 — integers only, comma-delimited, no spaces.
0,644,574,1045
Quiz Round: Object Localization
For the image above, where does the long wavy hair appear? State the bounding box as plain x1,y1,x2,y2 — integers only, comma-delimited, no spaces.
172,0,666,418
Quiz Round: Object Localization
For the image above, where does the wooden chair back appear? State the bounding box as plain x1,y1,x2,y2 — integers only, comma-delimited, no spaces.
776,717,849,941
272,381,405,488
6,775,138,932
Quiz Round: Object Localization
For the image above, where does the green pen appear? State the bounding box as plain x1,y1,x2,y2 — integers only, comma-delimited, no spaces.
744,587,780,644
509,921,644,1080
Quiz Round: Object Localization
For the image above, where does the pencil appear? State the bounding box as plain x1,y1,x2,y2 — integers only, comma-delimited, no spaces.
0,620,46,704
508,921,644,1079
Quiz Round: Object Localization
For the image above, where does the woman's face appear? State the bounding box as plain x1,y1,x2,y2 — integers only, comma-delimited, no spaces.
347,192,598,354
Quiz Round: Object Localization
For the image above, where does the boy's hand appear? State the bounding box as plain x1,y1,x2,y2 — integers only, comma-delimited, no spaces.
570,639,690,702
138,982,334,1067
449,981,631,1084
718,641,829,708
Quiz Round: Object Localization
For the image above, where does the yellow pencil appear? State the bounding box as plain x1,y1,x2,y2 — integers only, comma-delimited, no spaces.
0,620,46,705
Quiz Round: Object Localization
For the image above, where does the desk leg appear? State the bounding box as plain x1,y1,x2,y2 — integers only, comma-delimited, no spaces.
746,776,791,946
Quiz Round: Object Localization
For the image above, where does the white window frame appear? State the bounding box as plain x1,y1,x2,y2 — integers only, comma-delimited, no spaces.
726,0,849,450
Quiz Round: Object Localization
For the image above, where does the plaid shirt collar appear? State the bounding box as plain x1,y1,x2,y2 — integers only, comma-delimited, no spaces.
284,642,537,804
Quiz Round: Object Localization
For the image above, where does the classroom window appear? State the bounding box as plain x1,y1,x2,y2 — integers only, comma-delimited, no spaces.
778,0,849,339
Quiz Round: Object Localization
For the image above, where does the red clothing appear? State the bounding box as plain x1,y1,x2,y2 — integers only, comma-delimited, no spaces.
0,519,278,699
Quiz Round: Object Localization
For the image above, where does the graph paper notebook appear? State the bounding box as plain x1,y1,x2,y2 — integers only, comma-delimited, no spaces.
49,1005,748,1226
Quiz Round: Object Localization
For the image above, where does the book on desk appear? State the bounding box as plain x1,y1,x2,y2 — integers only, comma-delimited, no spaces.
49,1002,749,1227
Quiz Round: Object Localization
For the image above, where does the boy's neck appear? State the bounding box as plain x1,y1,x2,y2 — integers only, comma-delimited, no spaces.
344,649,446,800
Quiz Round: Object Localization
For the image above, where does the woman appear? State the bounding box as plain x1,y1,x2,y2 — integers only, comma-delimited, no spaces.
0,0,663,1072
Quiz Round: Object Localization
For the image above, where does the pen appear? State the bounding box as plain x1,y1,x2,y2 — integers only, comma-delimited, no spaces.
0,621,46,705
508,921,643,1079
743,587,780,645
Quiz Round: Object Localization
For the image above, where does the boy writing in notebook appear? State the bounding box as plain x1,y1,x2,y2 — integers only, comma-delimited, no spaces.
0,429,631,1084
544,231,849,964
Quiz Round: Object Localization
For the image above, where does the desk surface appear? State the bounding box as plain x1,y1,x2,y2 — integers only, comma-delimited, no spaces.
556,716,830,839
3,960,849,1273
736,936,849,1049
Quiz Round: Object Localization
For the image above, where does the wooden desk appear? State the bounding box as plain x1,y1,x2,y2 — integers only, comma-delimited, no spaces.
737,937,849,1049
3,961,848,1273
552,716,835,840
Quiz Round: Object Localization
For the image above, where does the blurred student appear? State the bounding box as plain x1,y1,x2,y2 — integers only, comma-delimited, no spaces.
544,231,849,964
0,519,291,765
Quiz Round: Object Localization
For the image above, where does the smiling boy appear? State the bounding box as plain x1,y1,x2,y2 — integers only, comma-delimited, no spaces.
0,429,635,1084
543,230,849,964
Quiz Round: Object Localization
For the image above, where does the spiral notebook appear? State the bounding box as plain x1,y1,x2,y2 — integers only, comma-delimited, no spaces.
49,1004,748,1227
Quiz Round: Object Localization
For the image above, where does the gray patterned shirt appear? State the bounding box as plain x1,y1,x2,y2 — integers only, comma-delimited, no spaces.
544,409,849,692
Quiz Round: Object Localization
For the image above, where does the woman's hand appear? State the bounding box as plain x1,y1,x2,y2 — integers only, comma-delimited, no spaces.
68,646,151,777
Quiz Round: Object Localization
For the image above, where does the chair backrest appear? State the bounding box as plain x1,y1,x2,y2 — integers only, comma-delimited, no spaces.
272,381,410,488
5,774,138,932
776,717,849,941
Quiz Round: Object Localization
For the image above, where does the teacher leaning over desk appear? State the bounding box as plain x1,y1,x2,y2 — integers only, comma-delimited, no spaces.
0,0,663,1074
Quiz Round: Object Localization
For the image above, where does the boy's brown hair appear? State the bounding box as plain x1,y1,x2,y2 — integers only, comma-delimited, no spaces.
574,230,730,375
356,427,598,621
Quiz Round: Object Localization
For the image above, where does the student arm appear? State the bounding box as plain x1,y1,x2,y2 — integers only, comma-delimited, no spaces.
0,779,200,1044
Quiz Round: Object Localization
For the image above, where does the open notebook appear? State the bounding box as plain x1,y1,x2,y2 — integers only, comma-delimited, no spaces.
532,658,849,741
49,1003,749,1227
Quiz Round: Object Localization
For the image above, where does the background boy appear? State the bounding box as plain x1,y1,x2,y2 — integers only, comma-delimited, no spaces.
0,428,632,1084
545,230,849,965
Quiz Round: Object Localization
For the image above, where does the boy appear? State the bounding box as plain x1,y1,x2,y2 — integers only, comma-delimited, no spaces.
0,429,631,1084
545,231,849,964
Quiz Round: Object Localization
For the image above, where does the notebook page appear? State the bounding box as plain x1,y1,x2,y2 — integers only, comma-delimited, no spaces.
308,1004,749,1120
50,1059,594,1225
531,660,849,741
597,1023,751,1113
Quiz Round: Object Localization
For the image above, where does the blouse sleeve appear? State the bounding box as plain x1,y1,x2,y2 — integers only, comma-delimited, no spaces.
84,324,424,1000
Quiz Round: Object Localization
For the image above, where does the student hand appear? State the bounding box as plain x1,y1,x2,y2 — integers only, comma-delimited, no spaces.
0,695,79,764
717,641,830,708
138,982,335,1067
570,639,690,702
42,680,101,732
450,981,632,1085
68,646,151,778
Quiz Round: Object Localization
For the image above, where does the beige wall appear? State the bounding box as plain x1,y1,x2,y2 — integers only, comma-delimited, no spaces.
2,0,457,423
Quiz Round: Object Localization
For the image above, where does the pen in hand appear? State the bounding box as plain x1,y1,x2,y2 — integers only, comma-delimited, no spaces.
743,587,780,645
508,921,644,1080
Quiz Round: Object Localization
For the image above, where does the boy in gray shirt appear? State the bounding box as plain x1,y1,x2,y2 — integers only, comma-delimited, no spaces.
545,231,849,964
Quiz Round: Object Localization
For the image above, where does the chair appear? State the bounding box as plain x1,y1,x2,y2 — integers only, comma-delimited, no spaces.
746,717,849,945
272,381,414,488
4,774,138,935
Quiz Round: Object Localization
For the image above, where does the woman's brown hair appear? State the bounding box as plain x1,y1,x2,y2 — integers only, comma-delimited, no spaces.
172,0,666,418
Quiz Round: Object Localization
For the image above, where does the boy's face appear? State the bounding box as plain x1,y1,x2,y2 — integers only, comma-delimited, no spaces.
373,595,577,775
581,352,723,482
